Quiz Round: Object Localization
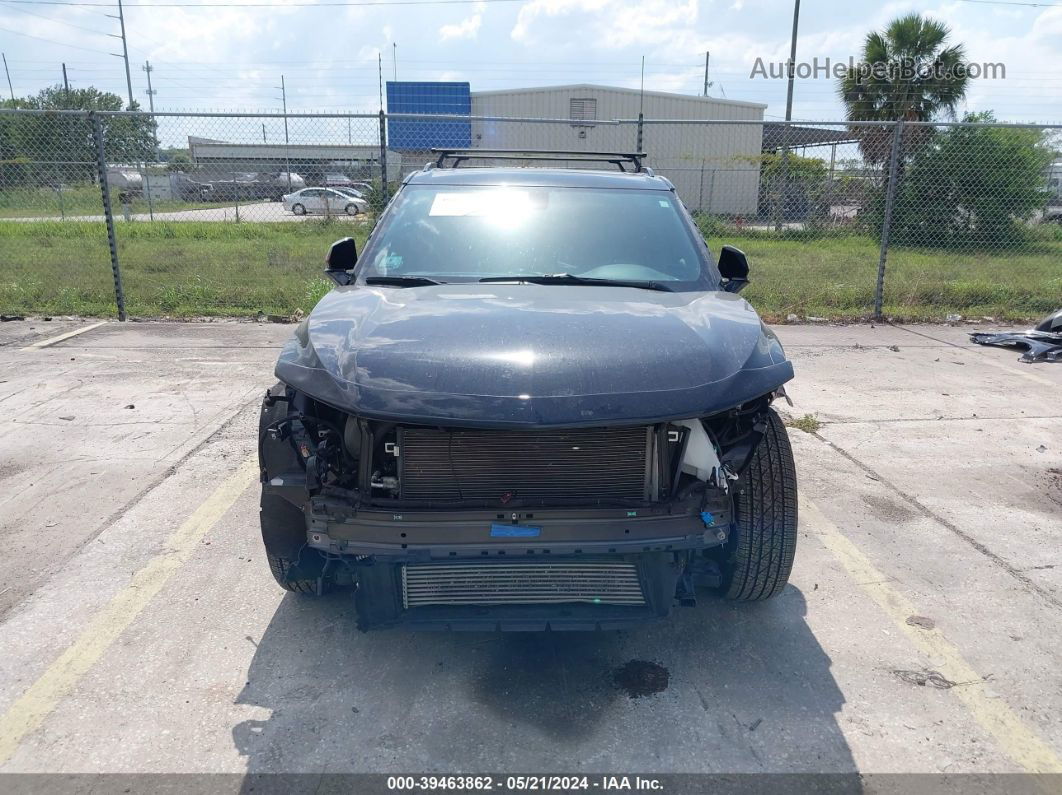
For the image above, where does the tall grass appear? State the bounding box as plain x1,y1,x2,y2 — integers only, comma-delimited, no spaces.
2,220,1058,321
0,219,370,317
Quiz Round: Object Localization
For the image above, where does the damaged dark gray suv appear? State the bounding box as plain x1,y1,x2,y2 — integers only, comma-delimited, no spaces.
258,149,797,631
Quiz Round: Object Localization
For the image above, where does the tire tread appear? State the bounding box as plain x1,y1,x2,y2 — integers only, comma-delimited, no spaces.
723,409,798,601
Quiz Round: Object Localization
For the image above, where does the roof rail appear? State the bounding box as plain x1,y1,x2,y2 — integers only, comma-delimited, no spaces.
431,148,647,173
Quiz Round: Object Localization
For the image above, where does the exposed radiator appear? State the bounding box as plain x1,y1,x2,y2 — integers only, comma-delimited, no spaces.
397,425,652,502
401,561,646,607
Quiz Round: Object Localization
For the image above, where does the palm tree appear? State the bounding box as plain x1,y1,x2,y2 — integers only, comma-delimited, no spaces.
839,14,970,164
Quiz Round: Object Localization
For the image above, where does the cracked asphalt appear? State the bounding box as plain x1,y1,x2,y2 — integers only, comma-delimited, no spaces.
0,318,1059,777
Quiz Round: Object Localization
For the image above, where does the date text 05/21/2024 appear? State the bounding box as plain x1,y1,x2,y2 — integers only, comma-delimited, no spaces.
386,776,664,791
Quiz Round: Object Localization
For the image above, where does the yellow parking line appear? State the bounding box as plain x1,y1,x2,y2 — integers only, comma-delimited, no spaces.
20,321,108,351
0,455,258,765
803,496,1062,774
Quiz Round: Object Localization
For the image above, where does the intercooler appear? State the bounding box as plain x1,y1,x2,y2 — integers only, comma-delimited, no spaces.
401,561,646,607
397,425,652,502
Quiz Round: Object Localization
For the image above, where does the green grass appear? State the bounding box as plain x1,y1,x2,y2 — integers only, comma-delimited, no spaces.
785,413,823,434
727,234,1062,322
0,219,370,317
0,222,1058,320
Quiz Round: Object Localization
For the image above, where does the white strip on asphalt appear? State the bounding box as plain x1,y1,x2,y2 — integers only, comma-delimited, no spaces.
20,321,108,351
0,455,258,765
803,496,1062,774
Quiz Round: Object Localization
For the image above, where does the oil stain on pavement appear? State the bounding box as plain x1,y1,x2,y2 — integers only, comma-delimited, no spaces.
612,660,670,699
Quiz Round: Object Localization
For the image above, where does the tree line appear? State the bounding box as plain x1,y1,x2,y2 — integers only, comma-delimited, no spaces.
0,86,156,188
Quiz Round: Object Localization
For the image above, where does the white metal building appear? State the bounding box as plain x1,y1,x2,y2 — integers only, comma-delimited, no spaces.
469,85,766,214
187,136,403,181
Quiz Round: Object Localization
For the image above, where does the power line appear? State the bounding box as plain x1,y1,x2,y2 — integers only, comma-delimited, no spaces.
0,24,114,54
953,0,1062,6
0,0,117,36
1,0,527,6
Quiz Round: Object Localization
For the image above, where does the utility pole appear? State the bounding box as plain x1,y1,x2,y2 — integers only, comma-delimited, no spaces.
377,53,383,111
636,55,645,155
638,55,645,114
784,0,800,122
278,75,291,191
142,60,159,168
142,61,156,113
703,51,710,97
774,0,801,232
62,63,70,99
2,53,14,101
107,0,135,109
392,42,397,82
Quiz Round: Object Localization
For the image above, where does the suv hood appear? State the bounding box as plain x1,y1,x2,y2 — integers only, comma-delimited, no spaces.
276,283,793,427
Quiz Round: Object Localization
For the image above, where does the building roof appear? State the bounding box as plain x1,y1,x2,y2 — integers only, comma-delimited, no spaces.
761,124,858,151
470,83,767,110
405,166,673,190
189,138,384,161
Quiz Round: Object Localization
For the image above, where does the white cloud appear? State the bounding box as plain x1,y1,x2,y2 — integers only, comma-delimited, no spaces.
440,15,483,40
511,0,698,50
511,0,610,43
440,1,486,41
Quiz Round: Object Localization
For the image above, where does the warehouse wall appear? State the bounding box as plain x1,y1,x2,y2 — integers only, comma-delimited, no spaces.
469,86,765,214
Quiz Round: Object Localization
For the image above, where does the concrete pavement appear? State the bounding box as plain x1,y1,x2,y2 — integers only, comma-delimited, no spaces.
0,319,1059,776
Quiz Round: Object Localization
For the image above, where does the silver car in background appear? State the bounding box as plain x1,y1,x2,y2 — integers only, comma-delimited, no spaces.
282,187,368,216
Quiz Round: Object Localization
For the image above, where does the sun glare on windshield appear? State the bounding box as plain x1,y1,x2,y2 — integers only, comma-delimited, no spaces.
428,189,542,230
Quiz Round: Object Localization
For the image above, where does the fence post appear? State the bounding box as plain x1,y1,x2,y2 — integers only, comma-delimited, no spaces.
774,122,790,232
635,112,644,156
232,170,240,223
378,110,389,204
873,120,903,319
90,111,127,322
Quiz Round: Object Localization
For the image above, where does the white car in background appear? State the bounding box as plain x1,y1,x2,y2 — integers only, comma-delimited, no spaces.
282,187,367,216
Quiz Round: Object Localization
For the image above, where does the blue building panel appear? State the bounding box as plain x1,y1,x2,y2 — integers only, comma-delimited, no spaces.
386,81,472,151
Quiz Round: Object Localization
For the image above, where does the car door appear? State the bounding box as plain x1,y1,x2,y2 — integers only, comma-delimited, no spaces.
300,189,324,212
321,189,344,214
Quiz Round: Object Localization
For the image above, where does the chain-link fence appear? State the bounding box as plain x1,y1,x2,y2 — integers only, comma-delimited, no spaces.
1,109,1059,321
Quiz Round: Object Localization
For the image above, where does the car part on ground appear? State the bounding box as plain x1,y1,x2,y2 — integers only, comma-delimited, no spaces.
257,157,797,631
970,309,1062,363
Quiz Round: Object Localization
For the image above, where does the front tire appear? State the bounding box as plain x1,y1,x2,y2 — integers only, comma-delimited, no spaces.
720,409,798,601
291,203,306,216
260,493,330,594
344,203,359,216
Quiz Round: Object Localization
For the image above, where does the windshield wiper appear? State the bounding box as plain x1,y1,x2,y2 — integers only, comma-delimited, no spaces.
478,274,672,292
364,276,445,287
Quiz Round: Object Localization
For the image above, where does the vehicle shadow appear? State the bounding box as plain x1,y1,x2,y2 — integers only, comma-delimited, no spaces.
232,585,858,785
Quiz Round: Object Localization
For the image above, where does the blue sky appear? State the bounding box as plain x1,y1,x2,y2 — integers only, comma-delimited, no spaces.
1,0,1060,123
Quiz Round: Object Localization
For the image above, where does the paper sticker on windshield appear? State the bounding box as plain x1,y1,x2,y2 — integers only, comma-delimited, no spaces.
429,190,535,217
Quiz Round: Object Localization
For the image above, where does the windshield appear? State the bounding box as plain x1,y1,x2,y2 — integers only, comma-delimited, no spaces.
358,185,716,289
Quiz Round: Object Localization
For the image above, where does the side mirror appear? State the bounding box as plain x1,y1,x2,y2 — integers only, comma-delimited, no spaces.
325,237,357,285
718,245,750,293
